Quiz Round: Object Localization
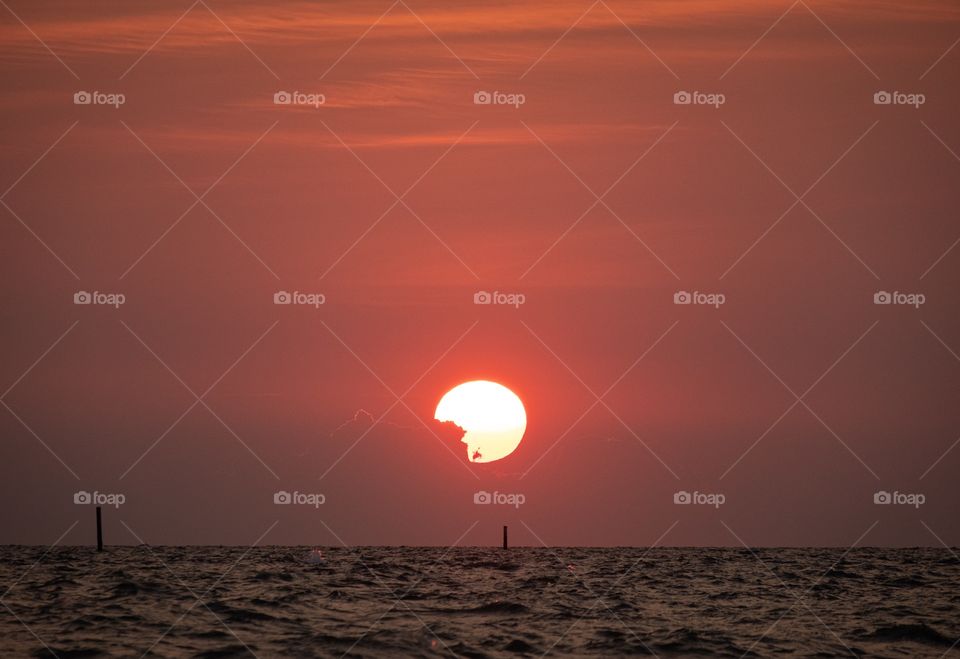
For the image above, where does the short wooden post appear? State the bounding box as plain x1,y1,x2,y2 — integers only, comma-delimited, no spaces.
96,506,103,551
502,525,508,549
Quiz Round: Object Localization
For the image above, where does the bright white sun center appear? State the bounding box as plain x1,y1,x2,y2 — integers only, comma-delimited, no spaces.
434,380,526,463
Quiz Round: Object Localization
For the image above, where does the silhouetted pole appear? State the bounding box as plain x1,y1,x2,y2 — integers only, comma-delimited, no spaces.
96,506,103,551
503,525,508,549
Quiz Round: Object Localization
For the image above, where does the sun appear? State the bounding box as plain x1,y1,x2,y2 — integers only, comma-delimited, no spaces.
434,380,526,463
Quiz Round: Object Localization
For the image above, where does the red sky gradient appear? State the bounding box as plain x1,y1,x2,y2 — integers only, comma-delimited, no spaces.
1,0,960,547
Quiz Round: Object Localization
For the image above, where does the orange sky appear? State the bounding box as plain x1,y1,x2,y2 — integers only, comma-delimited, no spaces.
1,0,960,546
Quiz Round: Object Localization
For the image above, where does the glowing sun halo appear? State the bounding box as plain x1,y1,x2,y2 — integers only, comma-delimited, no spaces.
434,380,526,463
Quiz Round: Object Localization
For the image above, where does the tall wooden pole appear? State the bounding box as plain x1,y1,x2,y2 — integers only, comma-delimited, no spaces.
502,525,508,549
96,506,103,551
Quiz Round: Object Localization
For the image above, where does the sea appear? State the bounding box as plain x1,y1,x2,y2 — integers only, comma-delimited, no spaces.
1,546,957,657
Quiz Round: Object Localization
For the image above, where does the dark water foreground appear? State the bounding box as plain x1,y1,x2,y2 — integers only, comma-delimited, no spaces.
1,546,958,658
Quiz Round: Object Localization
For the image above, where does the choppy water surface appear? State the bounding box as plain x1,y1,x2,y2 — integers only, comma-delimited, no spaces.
1,546,958,657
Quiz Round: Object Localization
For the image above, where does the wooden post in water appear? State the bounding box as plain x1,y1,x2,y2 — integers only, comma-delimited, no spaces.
502,525,508,549
96,506,103,551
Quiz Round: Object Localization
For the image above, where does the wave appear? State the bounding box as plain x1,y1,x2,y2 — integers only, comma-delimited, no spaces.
0,547,957,657
863,623,953,646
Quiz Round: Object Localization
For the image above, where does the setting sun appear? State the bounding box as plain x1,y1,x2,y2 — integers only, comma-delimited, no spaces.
434,381,527,463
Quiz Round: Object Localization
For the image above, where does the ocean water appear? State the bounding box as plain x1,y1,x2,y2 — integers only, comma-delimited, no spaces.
1,546,957,657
